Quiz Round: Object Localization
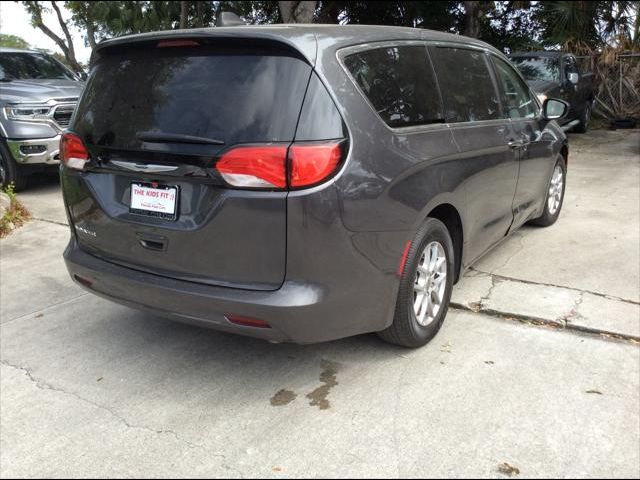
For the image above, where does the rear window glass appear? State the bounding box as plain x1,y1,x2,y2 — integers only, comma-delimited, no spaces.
344,45,443,128
73,46,312,150
430,47,501,123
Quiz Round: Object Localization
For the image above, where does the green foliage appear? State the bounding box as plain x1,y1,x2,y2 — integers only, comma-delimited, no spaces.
25,1,639,58
0,184,31,238
0,34,31,49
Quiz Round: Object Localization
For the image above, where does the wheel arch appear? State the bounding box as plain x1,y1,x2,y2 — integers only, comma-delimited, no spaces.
426,203,464,284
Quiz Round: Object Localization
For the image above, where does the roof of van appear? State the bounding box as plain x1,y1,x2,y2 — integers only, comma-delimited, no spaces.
94,24,502,65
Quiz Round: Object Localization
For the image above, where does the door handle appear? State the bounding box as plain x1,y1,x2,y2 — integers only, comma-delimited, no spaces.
508,140,524,149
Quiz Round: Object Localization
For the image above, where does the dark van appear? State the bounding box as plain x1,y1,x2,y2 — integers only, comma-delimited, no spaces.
61,25,569,347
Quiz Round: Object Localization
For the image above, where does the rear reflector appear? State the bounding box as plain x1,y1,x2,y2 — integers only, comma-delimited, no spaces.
226,315,271,329
73,274,93,288
289,141,343,188
397,240,412,277
60,133,89,170
216,145,288,189
157,39,200,48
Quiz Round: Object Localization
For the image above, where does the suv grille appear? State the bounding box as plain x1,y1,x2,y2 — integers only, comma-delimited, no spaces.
53,105,75,128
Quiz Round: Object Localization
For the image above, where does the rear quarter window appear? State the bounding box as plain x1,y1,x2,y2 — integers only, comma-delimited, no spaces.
343,45,443,128
73,46,312,151
429,47,501,123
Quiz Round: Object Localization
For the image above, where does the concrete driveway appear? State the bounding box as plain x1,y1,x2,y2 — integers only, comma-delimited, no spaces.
1,130,639,478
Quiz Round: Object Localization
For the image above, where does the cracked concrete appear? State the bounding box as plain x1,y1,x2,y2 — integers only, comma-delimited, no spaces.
1,130,638,477
1,360,206,451
453,273,639,340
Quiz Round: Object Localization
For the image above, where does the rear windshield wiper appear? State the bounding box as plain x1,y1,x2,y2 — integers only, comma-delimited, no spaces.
136,131,225,145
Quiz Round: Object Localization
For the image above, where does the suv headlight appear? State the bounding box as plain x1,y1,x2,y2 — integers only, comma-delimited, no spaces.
4,105,52,121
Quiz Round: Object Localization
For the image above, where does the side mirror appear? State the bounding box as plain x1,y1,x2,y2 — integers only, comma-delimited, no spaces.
567,72,579,85
542,98,569,121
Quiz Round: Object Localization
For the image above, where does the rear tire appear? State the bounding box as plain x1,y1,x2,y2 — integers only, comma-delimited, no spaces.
573,103,591,133
529,156,566,227
0,142,28,191
378,218,454,348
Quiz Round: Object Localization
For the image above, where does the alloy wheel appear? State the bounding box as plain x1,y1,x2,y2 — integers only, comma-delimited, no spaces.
413,241,447,326
547,164,564,215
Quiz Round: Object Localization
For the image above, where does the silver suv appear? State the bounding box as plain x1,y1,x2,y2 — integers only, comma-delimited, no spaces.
0,48,84,190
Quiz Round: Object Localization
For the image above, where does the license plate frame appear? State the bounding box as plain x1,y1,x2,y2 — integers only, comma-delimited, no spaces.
129,182,179,221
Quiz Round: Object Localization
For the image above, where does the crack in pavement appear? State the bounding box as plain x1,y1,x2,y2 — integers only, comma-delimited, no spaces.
450,304,639,343
31,217,69,227
0,360,207,452
561,291,585,324
1,292,90,326
489,232,526,273
468,267,639,305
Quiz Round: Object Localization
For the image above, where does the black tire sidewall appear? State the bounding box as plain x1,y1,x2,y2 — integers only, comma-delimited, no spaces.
0,141,26,191
396,218,455,346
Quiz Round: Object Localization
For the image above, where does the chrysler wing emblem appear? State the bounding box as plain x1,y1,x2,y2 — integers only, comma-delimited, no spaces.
111,160,179,173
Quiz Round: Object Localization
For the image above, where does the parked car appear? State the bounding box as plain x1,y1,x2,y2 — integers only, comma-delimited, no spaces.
61,25,569,348
0,48,84,190
509,51,595,132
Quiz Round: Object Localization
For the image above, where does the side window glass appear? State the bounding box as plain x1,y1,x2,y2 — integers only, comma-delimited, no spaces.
493,57,538,120
429,47,501,123
344,45,443,128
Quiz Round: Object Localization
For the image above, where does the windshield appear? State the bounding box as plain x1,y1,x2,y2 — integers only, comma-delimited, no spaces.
0,52,77,81
510,56,560,83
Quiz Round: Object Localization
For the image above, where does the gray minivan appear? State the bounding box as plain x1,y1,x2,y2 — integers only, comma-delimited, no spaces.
61,25,569,347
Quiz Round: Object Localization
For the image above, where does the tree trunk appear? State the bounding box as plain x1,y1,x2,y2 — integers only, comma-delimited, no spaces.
86,22,97,51
180,1,188,29
278,1,317,23
28,1,83,73
463,1,483,38
196,1,204,28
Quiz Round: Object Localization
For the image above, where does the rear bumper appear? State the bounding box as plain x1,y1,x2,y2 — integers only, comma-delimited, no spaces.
6,136,61,165
64,237,383,344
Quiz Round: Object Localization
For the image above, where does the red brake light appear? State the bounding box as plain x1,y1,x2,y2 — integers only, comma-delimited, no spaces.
157,40,200,48
60,133,89,170
216,145,288,189
289,141,343,188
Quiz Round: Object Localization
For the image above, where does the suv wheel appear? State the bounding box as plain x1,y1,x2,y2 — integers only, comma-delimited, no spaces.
0,142,27,191
379,218,454,348
529,156,566,227
574,103,592,133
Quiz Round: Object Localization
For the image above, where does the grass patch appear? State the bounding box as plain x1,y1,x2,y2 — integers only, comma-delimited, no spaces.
0,183,31,238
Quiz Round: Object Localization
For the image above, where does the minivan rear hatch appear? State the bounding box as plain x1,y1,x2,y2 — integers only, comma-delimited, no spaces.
65,40,313,290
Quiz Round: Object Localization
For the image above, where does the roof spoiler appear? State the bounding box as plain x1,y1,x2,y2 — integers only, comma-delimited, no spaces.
215,12,247,27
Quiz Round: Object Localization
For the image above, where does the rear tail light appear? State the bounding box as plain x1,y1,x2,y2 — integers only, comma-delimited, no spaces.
226,314,271,329
215,141,345,190
289,141,343,188
60,133,89,170
216,145,288,189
